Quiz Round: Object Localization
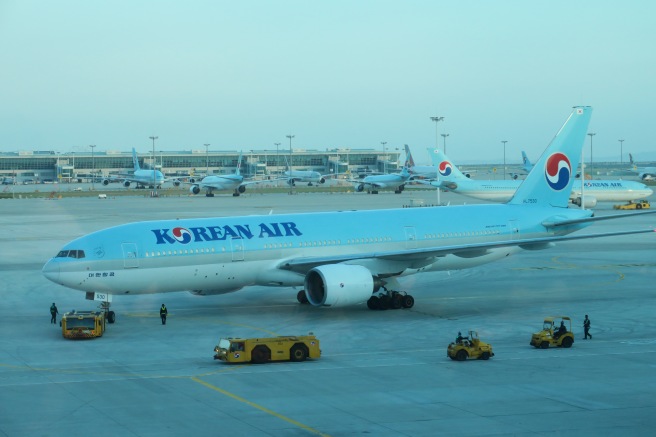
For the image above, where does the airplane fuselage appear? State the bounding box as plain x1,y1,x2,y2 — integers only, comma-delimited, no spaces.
42,204,592,297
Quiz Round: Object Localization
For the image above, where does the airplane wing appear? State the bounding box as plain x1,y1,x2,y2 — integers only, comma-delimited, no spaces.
278,226,656,274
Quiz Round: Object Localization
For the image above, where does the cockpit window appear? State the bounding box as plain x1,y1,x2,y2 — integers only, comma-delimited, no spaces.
56,250,85,259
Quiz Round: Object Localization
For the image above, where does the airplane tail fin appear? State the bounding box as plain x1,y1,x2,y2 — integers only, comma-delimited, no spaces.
508,106,592,207
428,148,470,181
404,144,416,168
521,151,533,172
236,153,243,176
132,148,141,171
629,153,634,165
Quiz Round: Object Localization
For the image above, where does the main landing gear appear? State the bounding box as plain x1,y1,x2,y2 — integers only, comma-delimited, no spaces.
366,288,414,310
295,288,415,311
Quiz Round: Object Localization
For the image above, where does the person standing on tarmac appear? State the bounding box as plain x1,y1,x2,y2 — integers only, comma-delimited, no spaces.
160,304,168,325
583,315,592,339
50,303,59,324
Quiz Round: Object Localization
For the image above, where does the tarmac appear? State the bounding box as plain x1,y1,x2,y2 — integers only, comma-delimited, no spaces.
1,188,655,436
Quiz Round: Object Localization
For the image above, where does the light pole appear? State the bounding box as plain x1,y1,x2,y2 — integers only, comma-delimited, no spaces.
275,142,281,174
89,144,96,190
501,140,508,180
149,136,158,196
381,141,387,173
619,139,624,164
441,133,449,154
587,133,595,174
204,143,210,175
286,134,294,194
430,116,444,149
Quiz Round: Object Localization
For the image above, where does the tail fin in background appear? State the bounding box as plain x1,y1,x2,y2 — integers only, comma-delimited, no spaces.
508,106,592,208
404,144,415,168
521,151,533,172
428,148,470,181
132,148,141,171
236,153,243,176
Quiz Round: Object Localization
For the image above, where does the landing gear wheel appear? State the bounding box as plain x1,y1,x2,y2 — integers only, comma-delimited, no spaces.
297,290,309,304
401,295,415,309
378,295,390,310
367,296,379,310
206,192,214,197
390,294,402,309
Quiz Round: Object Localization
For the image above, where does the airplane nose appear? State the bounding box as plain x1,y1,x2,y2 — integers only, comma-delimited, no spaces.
42,260,60,283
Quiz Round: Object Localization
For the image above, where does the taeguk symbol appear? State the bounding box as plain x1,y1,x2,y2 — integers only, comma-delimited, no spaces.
438,161,453,177
544,153,571,191
172,227,192,244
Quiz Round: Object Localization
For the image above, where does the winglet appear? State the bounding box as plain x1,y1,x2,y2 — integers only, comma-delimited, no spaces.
508,106,592,208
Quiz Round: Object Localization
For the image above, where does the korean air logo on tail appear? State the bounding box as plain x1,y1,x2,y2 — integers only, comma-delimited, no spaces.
544,153,571,191
172,227,192,244
438,161,453,177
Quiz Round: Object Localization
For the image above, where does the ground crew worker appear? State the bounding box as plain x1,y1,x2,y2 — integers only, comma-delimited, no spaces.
50,303,59,324
583,315,592,339
160,304,168,325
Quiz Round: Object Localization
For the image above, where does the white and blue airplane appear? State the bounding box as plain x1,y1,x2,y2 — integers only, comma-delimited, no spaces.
283,157,338,186
102,148,176,189
189,153,276,197
42,107,656,318
629,154,656,181
404,144,476,180
350,162,412,194
428,148,653,207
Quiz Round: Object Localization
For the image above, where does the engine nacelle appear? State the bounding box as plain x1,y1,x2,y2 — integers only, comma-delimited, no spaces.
190,185,200,195
318,177,326,184
173,180,181,187
123,180,131,188
189,177,197,184
102,179,110,186
356,183,365,192
304,264,374,307
287,179,296,186
237,185,246,193
572,195,597,208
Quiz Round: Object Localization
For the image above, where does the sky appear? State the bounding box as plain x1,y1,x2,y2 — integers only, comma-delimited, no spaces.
1,1,655,164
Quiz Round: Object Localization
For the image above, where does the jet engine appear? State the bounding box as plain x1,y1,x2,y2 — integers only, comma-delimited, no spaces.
356,184,365,192
304,264,374,307
572,195,597,208
173,180,181,187
190,185,200,195
123,180,131,188
237,185,246,193
102,179,110,186
318,177,326,184
287,179,296,186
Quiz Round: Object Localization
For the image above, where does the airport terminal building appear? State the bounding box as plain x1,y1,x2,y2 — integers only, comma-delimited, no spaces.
0,148,403,184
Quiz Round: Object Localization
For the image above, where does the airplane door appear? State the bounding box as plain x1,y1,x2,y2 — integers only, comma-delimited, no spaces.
404,226,417,249
121,242,139,268
230,236,244,261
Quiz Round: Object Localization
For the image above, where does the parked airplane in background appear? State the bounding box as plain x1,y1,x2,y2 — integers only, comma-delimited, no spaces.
42,107,656,318
428,148,653,207
350,163,411,194
102,148,177,189
283,157,337,186
189,154,276,197
629,154,656,181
